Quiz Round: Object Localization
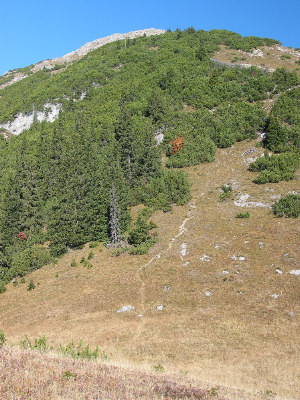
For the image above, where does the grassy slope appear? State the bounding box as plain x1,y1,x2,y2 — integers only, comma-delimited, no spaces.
1,139,299,400
212,44,300,75
1,345,227,400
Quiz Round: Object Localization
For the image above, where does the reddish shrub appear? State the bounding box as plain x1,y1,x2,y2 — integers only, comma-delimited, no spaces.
17,231,27,241
169,136,185,155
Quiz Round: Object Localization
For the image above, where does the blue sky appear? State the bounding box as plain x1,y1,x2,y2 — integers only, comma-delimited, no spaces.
0,0,299,76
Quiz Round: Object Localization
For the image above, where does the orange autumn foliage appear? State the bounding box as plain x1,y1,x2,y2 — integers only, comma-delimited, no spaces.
169,136,185,155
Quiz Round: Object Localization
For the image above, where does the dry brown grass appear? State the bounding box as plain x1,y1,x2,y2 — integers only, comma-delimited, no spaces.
1,140,299,399
0,345,224,399
212,44,300,75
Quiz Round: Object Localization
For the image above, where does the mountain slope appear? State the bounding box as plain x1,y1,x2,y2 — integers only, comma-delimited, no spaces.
0,28,299,400
1,138,299,399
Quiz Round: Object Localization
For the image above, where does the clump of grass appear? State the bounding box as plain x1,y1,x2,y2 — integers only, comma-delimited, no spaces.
20,277,25,283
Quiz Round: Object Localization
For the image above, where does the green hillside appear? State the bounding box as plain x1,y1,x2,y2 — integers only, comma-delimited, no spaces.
0,28,299,287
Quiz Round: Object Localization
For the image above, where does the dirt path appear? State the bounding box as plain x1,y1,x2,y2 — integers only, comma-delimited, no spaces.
133,200,197,342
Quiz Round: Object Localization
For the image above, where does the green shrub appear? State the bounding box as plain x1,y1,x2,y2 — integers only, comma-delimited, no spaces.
250,152,299,184
10,247,52,278
87,251,94,260
89,241,99,248
129,241,155,255
27,280,35,291
20,335,48,352
80,257,87,265
71,258,77,267
128,216,156,246
0,329,5,347
236,212,250,218
140,169,190,209
273,194,300,218
166,134,216,168
0,282,6,294
219,185,233,201
62,371,77,380
57,340,98,360
280,54,291,60
153,363,165,373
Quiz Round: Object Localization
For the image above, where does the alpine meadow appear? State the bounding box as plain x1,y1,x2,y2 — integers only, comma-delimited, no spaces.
0,28,299,400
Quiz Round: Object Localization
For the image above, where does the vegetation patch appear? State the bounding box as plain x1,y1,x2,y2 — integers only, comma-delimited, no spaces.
273,194,300,218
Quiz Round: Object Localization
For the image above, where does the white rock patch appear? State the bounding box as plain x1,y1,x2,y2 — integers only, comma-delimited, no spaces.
156,305,164,311
155,132,164,145
117,305,134,313
234,193,270,208
270,294,280,299
0,103,62,136
180,242,187,258
200,255,210,262
289,270,300,276
249,49,264,57
231,255,246,261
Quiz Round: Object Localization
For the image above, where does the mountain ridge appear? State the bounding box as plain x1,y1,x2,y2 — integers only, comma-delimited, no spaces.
0,28,165,90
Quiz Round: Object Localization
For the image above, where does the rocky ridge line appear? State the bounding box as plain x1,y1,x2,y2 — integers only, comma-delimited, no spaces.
0,28,165,90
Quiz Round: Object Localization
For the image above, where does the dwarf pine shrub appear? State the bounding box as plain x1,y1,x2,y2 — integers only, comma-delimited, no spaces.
273,194,300,218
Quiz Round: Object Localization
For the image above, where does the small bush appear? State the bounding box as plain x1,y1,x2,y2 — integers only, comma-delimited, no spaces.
20,335,48,353
10,246,52,278
80,257,87,266
71,258,77,267
89,241,99,248
219,185,233,201
153,364,165,373
57,340,99,360
280,54,291,60
273,194,300,218
129,241,155,255
62,371,77,380
0,282,6,294
140,169,190,209
87,251,94,260
0,329,5,347
236,212,250,218
250,152,299,184
20,277,25,284
27,280,35,291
